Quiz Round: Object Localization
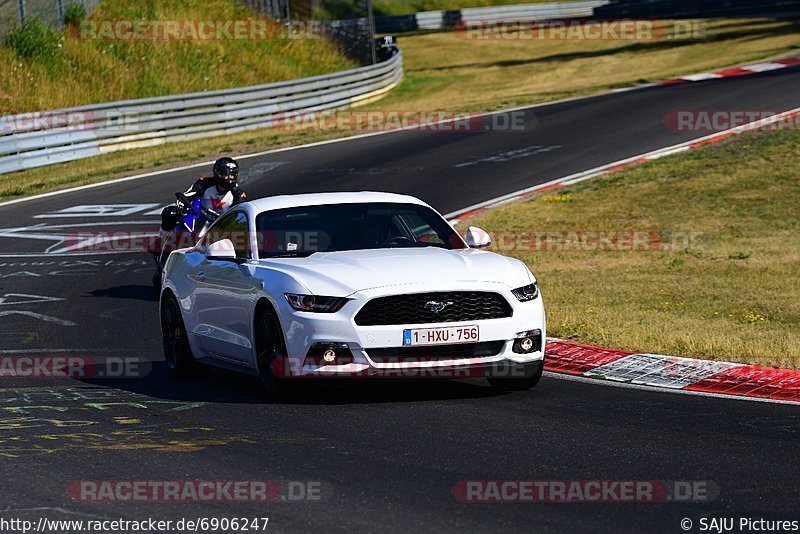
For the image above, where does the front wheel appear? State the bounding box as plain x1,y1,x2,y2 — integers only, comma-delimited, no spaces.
255,307,289,396
487,361,544,391
153,248,168,291
152,269,162,291
161,293,196,377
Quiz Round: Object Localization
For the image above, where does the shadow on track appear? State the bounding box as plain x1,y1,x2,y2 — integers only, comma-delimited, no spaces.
76,361,512,406
89,284,158,302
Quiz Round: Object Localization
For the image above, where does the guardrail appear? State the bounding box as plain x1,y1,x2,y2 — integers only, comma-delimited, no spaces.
460,1,609,24
0,52,403,174
374,1,610,33
594,0,800,18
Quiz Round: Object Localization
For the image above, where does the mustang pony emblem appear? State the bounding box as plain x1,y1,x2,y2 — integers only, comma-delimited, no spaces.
424,300,454,313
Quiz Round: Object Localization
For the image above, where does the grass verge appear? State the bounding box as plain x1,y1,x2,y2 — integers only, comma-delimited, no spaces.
383,18,800,112
0,0,354,114
2,18,799,202
467,129,800,368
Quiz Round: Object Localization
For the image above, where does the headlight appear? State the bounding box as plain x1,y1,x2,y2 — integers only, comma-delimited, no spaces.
285,293,348,313
511,282,539,302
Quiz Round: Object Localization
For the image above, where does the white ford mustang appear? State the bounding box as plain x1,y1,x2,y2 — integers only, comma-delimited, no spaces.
160,192,546,394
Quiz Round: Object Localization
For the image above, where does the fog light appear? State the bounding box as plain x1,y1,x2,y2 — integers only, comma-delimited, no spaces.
304,342,354,367
512,329,542,354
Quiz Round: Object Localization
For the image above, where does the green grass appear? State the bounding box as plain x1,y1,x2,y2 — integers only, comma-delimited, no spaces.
468,129,800,368
0,0,354,114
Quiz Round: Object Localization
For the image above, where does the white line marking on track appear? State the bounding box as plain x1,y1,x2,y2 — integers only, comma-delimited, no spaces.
0,220,161,256
1,221,156,231
611,83,657,93
0,348,130,354
451,145,561,168
0,293,64,306
0,311,76,326
682,73,723,81
46,232,158,255
743,62,785,73
34,204,161,218
646,146,692,159
0,253,134,258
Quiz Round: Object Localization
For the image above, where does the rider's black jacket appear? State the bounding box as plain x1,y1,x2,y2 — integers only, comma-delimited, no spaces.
160,177,247,230
184,176,247,205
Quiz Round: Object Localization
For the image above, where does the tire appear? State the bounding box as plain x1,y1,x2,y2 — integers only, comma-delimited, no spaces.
152,270,162,291
153,250,167,290
487,361,544,391
255,306,289,396
160,292,196,377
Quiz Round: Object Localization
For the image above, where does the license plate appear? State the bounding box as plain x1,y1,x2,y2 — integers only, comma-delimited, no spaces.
403,325,480,346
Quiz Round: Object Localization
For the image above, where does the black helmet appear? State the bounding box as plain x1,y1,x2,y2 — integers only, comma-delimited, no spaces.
213,157,239,191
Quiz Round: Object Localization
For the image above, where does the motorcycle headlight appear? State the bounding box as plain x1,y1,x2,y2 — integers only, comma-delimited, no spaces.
511,282,539,302
285,293,348,313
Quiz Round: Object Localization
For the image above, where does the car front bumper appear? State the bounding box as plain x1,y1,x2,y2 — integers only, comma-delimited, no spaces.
276,281,546,379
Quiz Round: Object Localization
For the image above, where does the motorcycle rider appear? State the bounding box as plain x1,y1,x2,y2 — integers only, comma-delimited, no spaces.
154,157,247,288
160,157,247,232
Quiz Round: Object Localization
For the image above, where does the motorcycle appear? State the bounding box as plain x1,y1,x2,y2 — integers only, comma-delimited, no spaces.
153,192,220,290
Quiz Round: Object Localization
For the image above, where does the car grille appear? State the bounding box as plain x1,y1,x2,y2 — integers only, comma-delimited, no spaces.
354,292,513,326
367,341,505,363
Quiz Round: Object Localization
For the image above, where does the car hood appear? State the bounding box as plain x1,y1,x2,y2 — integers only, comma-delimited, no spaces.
257,247,532,296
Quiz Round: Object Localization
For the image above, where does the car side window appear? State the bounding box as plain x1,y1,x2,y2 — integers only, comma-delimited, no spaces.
397,213,445,245
206,211,251,259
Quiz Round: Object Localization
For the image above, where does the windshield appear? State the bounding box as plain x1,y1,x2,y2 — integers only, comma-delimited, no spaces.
255,202,466,258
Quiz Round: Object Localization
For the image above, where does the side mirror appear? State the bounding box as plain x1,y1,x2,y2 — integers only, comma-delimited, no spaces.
206,239,246,264
465,226,492,249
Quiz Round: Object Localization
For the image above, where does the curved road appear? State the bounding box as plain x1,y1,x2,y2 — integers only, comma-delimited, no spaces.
1,66,799,533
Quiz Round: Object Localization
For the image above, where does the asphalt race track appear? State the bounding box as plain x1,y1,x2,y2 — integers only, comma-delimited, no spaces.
1,67,799,533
